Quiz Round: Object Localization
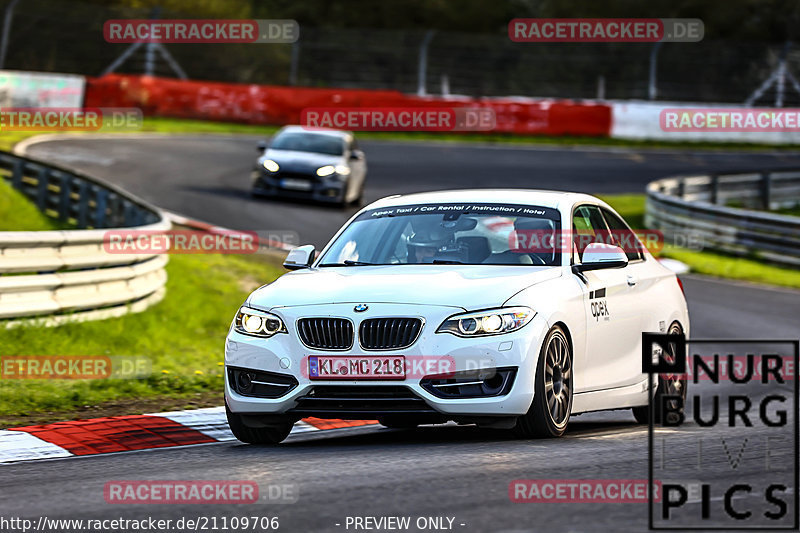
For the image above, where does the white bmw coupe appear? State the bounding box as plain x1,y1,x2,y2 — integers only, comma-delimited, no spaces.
224,190,689,443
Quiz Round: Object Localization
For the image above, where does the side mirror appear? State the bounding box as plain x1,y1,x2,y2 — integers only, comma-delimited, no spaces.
257,140,268,152
283,245,316,270
573,243,628,273
349,149,365,160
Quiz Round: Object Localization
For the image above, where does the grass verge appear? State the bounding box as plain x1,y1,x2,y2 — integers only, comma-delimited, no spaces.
0,180,68,231
600,194,800,290
0,188,285,426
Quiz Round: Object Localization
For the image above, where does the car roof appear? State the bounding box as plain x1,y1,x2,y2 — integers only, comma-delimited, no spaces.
367,189,607,211
277,125,353,139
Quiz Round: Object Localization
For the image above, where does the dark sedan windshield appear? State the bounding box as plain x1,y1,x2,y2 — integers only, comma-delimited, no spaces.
318,203,562,266
270,132,345,156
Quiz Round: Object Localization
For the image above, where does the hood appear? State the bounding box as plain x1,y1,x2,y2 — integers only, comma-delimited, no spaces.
248,265,562,310
261,149,343,173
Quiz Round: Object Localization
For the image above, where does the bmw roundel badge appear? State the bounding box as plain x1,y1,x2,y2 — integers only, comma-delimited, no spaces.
354,304,369,312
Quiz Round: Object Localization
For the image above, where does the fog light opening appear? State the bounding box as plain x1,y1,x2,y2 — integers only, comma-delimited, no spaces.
237,372,254,394
420,367,517,399
481,373,505,395
228,367,299,399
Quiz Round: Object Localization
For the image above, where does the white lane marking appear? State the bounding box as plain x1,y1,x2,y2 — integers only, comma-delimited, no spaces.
155,406,236,442
154,406,325,441
0,430,73,463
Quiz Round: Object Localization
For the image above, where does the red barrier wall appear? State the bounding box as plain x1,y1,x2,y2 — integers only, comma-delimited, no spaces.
85,74,611,137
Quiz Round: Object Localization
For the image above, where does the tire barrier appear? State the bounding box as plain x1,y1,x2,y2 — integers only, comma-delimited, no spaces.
0,151,169,326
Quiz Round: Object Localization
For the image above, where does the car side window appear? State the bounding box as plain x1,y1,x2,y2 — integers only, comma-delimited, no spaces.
600,207,643,262
572,205,610,263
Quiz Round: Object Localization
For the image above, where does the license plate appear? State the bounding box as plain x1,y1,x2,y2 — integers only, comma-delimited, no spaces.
308,355,406,380
281,178,313,191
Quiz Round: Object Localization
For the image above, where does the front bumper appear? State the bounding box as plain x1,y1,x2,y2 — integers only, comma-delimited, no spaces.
251,170,346,203
224,303,548,420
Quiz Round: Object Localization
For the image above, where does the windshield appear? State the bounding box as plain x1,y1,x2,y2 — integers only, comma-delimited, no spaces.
270,132,345,155
318,203,562,266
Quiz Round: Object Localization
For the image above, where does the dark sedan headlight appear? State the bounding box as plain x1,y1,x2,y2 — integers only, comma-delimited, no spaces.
262,159,280,173
316,165,351,177
437,307,534,337
234,306,286,338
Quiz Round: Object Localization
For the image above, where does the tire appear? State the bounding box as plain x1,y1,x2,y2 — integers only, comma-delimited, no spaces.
514,325,573,438
225,404,293,444
632,322,687,425
378,416,419,429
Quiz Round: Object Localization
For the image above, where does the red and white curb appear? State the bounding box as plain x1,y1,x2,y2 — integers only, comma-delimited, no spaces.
0,407,378,464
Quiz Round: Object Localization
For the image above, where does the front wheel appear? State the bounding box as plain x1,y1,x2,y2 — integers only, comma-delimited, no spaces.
632,322,687,424
226,405,293,444
514,325,573,438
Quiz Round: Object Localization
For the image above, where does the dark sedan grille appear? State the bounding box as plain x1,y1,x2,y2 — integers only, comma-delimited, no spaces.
297,318,354,350
275,171,316,180
359,318,423,350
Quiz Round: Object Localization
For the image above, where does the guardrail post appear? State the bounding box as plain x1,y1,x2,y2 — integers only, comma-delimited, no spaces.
36,166,50,211
760,172,772,210
710,174,720,204
11,158,23,189
677,178,685,199
59,174,72,222
76,181,89,227
108,193,121,226
123,200,136,226
94,188,108,228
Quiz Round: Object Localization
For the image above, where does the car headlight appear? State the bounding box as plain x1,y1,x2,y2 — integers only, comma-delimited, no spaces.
234,306,287,338
316,165,335,177
316,165,350,177
436,307,534,337
262,159,279,173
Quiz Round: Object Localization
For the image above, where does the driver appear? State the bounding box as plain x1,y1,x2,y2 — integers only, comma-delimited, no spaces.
406,230,449,263
406,219,453,263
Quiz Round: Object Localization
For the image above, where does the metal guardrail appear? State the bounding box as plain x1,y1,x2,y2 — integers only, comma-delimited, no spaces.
0,151,169,326
646,169,800,267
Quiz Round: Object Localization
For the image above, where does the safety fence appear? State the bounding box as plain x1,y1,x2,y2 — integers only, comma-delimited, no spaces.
646,169,800,266
0,151,169,326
